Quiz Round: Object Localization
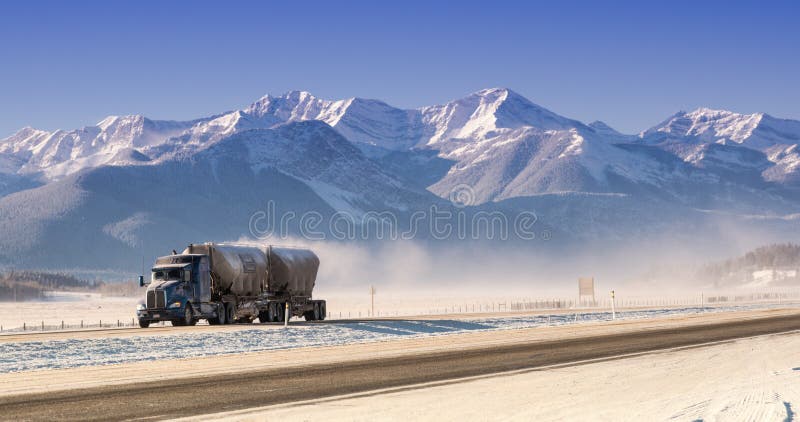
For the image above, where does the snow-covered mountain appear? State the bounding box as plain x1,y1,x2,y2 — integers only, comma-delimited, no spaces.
0,116,203,179
641,108,800,150
3,88,800,270
0,121,441,269
639,108,800,188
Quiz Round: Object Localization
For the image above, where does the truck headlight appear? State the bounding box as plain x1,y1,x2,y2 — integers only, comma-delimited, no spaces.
168,301,182,309
136,304,145,310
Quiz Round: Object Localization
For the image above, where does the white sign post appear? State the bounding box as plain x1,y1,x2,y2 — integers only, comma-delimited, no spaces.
611,290,616,320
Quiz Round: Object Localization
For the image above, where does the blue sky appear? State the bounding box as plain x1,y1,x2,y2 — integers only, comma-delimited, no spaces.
1,0,798,137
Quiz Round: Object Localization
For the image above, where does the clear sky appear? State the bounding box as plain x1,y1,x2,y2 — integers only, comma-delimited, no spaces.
1,0,798,137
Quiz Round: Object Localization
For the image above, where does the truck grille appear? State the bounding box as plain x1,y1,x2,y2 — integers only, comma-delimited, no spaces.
146,290,166,309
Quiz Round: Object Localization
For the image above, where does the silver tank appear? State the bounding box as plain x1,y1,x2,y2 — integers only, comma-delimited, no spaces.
184,243,319,297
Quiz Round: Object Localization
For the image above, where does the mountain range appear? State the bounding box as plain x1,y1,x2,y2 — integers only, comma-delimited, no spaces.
2,88,800,273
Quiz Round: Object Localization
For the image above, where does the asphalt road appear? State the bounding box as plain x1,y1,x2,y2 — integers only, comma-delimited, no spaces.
2,313,800,421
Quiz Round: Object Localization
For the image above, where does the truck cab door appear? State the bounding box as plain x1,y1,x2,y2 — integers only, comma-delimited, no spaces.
197,256,211,302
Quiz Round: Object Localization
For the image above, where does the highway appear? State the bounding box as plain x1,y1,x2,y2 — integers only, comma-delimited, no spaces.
1,310,799,421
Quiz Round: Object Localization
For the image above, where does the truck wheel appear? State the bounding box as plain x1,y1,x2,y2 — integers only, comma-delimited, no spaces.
184,306,196,326
304,311,315,321
225,302,236,325
138,320,149,328
267,303,277,322
258,310,269,323
313,302,321,320
320,302,326,321
217,303,227,325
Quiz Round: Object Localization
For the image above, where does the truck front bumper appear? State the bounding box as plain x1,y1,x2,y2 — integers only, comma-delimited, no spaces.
137,308,183,321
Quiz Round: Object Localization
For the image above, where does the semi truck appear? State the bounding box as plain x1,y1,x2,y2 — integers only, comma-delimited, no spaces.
136,243,325,328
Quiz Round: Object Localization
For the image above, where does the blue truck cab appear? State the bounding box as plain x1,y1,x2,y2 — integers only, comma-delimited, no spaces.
136,254,211,328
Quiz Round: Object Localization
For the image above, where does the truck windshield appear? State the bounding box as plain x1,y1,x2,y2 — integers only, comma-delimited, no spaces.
152,269,182,281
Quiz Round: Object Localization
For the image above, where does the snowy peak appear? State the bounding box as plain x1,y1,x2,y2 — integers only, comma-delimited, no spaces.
641,107,800,151
589,120,624,137
243,91,422,150
419,88,581,146
654,108,763,142
245,90,350,127
0,115,197,178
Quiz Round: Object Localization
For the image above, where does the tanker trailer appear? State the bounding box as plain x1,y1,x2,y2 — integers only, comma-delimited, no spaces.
136,243,325,328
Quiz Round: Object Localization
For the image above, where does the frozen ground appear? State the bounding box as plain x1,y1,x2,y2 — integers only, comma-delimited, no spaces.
0,303,796,373
198,330,800,422
0,293,138,329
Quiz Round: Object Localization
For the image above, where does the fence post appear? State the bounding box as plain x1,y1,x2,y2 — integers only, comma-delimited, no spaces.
41,321,44,331
23,322,26,331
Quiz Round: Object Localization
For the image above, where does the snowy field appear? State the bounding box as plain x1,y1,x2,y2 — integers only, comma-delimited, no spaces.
0,303,797,373
204,330,800,422
0,293,138,329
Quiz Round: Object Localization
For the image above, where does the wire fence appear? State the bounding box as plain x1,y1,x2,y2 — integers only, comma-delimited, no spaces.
2,289,799,334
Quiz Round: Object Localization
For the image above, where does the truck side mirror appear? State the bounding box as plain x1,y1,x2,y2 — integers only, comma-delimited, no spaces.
138,275,145,287
183,270,191,283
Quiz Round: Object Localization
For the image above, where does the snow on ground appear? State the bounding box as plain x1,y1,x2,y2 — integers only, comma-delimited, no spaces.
0,294,138,329
0,303,796,374
203,330,800,422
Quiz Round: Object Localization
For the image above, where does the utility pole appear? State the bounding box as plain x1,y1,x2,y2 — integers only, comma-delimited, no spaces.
369,285,376,317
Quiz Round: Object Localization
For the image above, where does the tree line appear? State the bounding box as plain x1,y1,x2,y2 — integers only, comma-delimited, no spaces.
0,270,139,301
698,243,800,287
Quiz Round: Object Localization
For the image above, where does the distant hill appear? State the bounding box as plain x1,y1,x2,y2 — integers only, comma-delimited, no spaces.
0,270,136,301
698,243,800,288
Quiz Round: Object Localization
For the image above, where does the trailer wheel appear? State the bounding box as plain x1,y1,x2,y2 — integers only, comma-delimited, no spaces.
138,319,149,328
304,310,315,321
258,310,269,323
225,302,236,324
277,302,286,323
320,302,326,321
313,302,321,320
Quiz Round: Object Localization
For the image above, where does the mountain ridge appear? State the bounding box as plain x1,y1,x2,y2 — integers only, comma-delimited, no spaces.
3,88,800,270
